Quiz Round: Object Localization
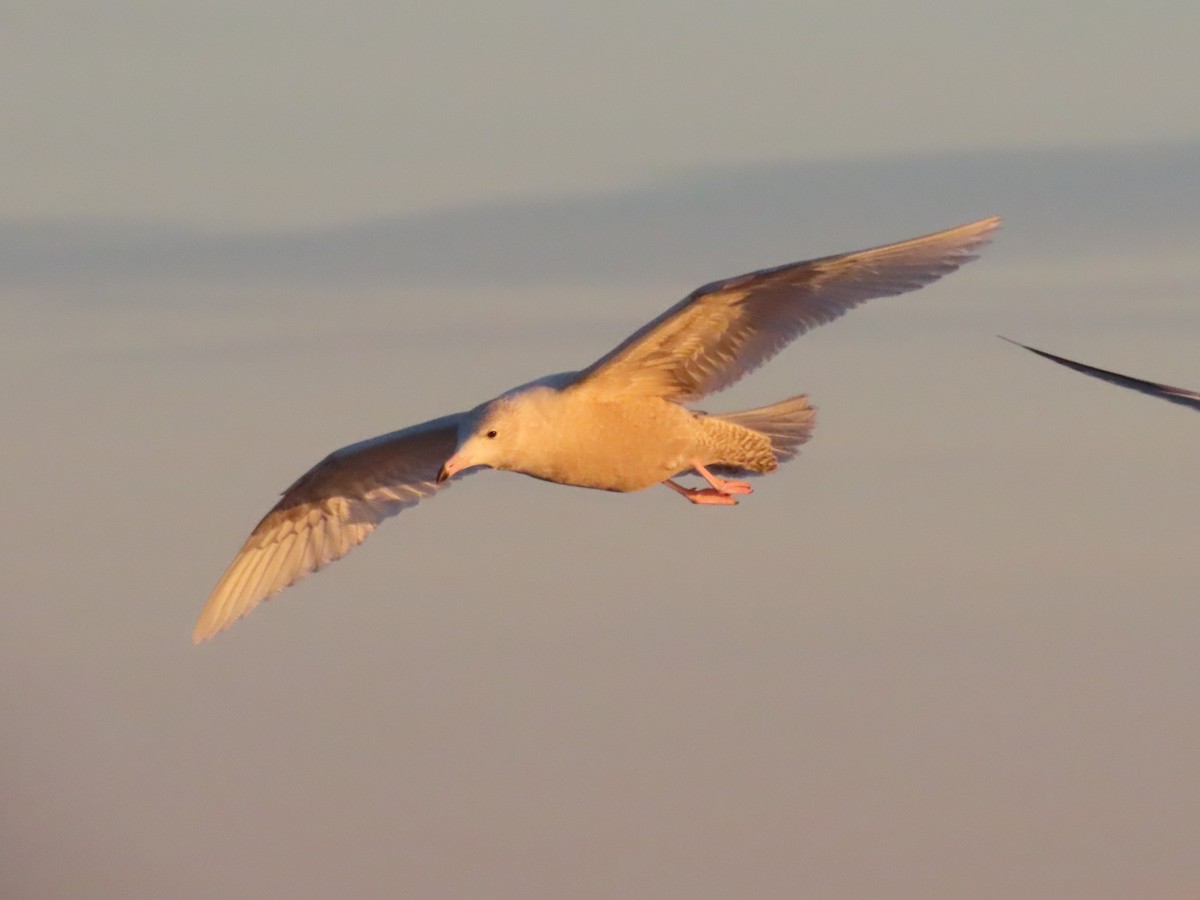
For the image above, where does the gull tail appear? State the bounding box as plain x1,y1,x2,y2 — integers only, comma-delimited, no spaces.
712,394,816,470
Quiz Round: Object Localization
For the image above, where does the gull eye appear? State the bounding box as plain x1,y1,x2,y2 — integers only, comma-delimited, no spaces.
486,430,498,439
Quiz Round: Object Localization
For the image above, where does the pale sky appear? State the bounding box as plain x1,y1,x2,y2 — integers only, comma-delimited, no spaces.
4,3,1200,899
4,1,1198,225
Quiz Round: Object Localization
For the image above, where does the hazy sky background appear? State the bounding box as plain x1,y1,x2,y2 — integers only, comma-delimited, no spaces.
4,3,1200,899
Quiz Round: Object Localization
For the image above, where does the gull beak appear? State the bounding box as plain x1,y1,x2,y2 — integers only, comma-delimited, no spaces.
437,451,468,484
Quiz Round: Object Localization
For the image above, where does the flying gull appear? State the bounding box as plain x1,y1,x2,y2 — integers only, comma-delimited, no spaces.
194,216,1000,641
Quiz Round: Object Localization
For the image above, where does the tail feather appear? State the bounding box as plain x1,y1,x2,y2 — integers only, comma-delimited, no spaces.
712,395,816,472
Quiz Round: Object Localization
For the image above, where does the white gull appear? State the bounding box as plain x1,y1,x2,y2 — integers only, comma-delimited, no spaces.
194,216,1000,642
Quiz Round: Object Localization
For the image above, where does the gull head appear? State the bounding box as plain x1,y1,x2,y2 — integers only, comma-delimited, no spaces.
437,383,560,483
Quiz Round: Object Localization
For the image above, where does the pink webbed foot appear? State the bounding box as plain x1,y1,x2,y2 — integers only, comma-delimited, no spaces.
692,461,753,496
707,478,752,495
663,461,757,506
664,481,739,505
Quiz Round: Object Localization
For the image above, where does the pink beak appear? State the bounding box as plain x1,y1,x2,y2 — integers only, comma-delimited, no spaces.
437,451,469,484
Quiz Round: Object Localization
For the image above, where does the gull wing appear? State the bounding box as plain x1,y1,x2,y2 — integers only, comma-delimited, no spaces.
194,413,464,643
576,216,1000,402
1004,339,1200,411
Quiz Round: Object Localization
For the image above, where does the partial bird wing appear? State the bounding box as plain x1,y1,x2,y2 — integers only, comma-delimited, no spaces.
1003,339,1200,411
576,216,1000,402
193,412,464,643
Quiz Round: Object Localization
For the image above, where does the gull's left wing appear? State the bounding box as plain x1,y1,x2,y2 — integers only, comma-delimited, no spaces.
576,216,1000,402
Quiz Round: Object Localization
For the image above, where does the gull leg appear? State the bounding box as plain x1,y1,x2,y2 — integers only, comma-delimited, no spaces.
692,461,752,496
664,479,738,506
